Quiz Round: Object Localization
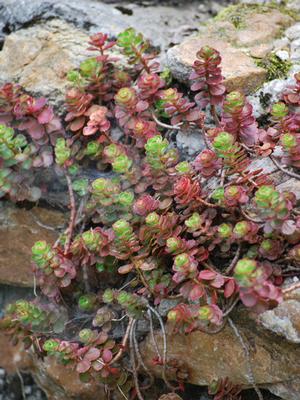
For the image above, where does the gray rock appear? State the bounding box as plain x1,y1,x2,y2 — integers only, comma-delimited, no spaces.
285,22,300,41
277,178,300,199
248,64,300,117
273,37,290,51
25,386,33,395
158,299,180,316
291,38,300,53
176,130,206,156
287,0,300,12
268,380,300,400
260,299,300,343
0,0,127,43
291,48,300,62
276,49,290,61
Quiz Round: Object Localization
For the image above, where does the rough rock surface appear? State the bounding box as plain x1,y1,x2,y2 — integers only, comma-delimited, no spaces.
0,0,128,43
31,357,106,400
0,19,90,108
142,310,300,400
0,332,32,374
260,299,300,343
0,202,65,286
167,6,294,93
0,1,218,107
0,0,219,51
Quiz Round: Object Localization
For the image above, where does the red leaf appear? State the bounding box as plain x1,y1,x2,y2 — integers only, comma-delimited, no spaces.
69,116,85,132
38,107,54,124
102,349,113,363
224,280,235,298
136,100,149,112
76,360,91,374
189,284,205,301
84,347,101,362
198,270,217,280
240,292,257,307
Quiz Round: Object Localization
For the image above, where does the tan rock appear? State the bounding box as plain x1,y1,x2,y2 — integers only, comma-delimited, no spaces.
236,10,292,47
0,331,32,374
0,19,90,107
31,357,107,400
0,202,65,286
167,5,294,94
142,311,300,400
167,38,267,94
249,43,274,58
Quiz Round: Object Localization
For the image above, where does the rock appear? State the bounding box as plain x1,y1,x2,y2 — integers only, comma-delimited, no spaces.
291,38,300,52
0,332,32,374
0,0,220,52
0,1,216,107
0,19,90,108
248,64,300,117
142,310,300,400
167,5,294,94
176,130,206,157
0,202,65,286
277,177,300,199
31,357,106,400
285,22,300,40
259,299,300,343
167,37,267,94
276,49,290,61
0,0,127,43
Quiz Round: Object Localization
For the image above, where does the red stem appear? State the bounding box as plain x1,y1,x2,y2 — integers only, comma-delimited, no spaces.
109,317,134,365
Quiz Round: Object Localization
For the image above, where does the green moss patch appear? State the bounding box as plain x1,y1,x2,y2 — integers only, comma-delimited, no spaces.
255,53,292,81
214,2,298,30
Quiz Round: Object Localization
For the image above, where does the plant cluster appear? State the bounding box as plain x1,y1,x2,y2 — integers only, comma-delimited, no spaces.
1,28,300,399
0,85,63,200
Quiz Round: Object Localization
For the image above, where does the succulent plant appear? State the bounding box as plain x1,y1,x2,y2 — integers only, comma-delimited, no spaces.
2,30,299,400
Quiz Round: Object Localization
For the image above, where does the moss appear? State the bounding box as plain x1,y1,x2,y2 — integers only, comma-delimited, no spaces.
214,2,298,30
255,53,292,81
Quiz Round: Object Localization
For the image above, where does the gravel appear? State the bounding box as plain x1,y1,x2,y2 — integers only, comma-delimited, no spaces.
0,369,46,400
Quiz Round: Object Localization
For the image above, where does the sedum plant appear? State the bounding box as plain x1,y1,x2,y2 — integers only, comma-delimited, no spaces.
1,28,300,399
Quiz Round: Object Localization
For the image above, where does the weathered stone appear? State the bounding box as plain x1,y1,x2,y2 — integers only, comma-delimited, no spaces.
0,0,127,44
277,177,300,199
275,49,290,61
0,2,219,108
0,202,65,286
235,10,292,46
249,43,274,58
286,22,300,40
176,129,206,157
0,19,90,108
0,0,222,53
0,332,32,374
142,310,300,400
167,37,266,94
248,64,300,117
259,299,300,343
31,357,107,400
167,6,294,94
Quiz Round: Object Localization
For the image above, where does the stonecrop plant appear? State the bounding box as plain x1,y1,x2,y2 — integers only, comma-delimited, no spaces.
1,28,300,400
